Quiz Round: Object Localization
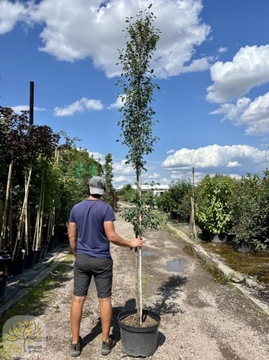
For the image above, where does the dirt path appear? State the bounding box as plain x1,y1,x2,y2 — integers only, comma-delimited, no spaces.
6,216,269,359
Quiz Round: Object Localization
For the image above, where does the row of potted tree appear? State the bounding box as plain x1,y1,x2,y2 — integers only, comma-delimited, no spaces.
156,173,269,252
0,107,103,295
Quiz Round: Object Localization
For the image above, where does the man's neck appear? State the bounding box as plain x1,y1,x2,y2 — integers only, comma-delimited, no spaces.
88,195,101,200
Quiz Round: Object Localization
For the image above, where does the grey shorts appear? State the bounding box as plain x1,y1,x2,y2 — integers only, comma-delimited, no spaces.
73,254,113,298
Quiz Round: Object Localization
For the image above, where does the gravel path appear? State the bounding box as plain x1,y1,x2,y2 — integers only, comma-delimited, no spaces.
3,216,269,359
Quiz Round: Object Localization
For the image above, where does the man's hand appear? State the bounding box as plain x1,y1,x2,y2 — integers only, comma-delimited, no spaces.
68,221,77,255
130,237,143,249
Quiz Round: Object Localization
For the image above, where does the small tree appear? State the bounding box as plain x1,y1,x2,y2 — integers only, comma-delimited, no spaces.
230,174,269,250
56,142,102,224
103,153,117,209
0,107,60,258
117,4,161,323
117,184,136,202
196,174,235,239
103,153,114,193
156,180,193,222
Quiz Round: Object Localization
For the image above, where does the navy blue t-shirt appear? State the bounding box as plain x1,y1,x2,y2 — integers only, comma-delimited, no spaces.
69,199,116,259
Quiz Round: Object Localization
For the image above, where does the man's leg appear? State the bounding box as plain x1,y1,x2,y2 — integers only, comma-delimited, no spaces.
98,297,112,343
70,295,86,344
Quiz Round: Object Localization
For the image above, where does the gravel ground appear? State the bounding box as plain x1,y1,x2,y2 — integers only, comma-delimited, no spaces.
2,216,269,360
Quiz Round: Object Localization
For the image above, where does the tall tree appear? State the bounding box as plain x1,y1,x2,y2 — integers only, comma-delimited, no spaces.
117,4,161,323
103,153,117,210
103,153,114,193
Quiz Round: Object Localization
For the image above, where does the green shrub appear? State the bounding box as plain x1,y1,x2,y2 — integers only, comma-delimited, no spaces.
230,174,269,250
196,174,236,237
156,180,192,222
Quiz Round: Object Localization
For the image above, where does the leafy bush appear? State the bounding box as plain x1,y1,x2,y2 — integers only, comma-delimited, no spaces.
117,184,136,202
196,174,236,237
230,174,269,250
156,180,192,222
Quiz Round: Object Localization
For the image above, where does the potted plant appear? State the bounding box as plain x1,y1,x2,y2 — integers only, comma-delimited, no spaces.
116,5,162,357
196,174,235,242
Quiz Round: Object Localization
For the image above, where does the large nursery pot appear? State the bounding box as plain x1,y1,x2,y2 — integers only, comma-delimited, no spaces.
0,252,11,299
118,308,160,357
0,274,7,299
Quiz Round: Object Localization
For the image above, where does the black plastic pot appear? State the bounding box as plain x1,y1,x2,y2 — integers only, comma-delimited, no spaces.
0,275,7,299
41,245,48,260
118,309,160,357
34,250,42,264
0,253,11,299
9,250,26,275
25,250,37,269
48,236,56,251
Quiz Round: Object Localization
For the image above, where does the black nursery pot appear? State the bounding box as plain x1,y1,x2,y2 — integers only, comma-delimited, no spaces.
118,309,160,357
0,275,8,299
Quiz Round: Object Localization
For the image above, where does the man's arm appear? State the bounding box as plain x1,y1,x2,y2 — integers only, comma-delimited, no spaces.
68,221,77,256
104,221,143,248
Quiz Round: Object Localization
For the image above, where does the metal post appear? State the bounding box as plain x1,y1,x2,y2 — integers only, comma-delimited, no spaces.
29,81,34,126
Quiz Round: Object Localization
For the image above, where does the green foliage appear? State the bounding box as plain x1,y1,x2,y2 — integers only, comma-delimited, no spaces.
0,107,61,253
56,144,102,224
156,180,192,221
121,193,166,237
116,5,161,320
102,153,117,209
230,174,269,250
0,107,60,200
117,5,161,236
196,174,236,236
117,184,136,202
103,153,114,193
117,5,160,173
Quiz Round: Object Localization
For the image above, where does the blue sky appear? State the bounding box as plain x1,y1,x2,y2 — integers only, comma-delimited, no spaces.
1,0,269,188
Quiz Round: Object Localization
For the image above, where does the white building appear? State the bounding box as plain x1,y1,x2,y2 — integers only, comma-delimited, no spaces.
131,184,169,196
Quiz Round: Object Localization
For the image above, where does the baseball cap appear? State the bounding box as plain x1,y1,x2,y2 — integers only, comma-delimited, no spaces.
89,176,106,195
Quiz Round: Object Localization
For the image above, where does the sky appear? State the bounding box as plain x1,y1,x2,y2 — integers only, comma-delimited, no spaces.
1,0,269,188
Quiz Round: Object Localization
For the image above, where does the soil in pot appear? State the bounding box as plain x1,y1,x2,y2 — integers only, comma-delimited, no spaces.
118,308,160,357
121,312,159,328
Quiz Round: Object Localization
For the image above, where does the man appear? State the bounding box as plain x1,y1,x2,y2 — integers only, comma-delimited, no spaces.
68,176,143,357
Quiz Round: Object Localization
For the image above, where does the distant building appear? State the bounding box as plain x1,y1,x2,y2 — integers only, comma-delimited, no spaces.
131,184,169,196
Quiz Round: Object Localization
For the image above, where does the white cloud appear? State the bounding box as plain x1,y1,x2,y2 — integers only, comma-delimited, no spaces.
210,93,269,136
182,57,211,73
218,47,228,53
210,97,251,123
54,98,103,116
0,0,31,34
87,151,104,163
167,149,175,154
240,93,269,135
227,161,241,168
11,105,45,113
113,160,134,175
147,172,160,180
206,45,269,103
162,144,264,175
109,95,125,109
3,0,211,79
113,175,128,185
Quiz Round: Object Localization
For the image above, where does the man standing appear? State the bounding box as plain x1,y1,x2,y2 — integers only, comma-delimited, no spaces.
68,176,143,357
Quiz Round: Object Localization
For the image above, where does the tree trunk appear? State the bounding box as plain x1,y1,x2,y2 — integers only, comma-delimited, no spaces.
0,161,13,251
12,168,32,261
33,171,45,252
135,167,143,325
189,196,197,239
